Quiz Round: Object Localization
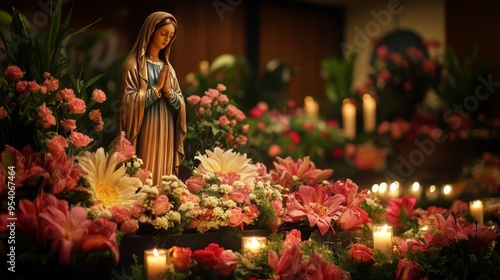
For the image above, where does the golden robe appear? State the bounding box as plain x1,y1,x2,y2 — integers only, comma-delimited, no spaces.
117,12,186,185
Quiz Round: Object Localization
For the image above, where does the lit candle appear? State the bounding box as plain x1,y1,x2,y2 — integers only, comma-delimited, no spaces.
378,182,387,198
342,99,356,139
425,185,438,201
145,248,168,280
410,182,422,199
373,224,393,253
388,181,400,199
363,94,376,132
242,236,267,258
442,184,453,199
469,200,484,224
304,96,319,119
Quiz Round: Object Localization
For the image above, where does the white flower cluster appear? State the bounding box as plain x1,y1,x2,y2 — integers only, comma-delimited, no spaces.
136,175,190,230
250,180,284,206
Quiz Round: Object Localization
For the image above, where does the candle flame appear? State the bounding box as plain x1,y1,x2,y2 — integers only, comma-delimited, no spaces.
429,185,436,193
472,200,483,207
411,182,420,192
153,248,159,257
443,184,452,195
381,224,388,232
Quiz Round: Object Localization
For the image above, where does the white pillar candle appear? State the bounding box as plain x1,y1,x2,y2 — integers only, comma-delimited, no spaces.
342,99,356,139
469,200,484,224
373,224,393,253
145,248,168,280
363,94,376,132
242,236,267,258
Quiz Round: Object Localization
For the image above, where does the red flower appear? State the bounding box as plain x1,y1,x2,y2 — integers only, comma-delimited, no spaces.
396,258,420,280
171,246,192,272
386,195,417,227
349,243,375,265
192,243,224,270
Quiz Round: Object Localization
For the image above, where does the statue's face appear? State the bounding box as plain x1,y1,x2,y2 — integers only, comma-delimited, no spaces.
151,23,175,51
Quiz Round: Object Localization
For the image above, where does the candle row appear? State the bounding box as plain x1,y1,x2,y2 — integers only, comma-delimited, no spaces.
370,181,455,200
342,94,376,139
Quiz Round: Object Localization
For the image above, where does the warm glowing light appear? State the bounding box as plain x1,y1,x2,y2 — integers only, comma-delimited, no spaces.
379,182,387,193
429,185,436,193
389,182,399,191
443,184,452,195
411,182,420,192
371,184,379,193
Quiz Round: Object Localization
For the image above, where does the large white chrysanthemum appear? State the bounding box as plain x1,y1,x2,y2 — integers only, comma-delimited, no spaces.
195,147,258,186
77,147,143,208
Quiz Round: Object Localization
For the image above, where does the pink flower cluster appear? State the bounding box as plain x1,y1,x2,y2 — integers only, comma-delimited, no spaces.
168,243,237,277
271,156,372,235
186,83,249,150
0,193,119,264
268,229,350,280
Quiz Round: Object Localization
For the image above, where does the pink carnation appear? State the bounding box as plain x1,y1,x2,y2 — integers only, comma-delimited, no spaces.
67,98,86,114
69,131,93,147
5,65,25,81
60,119,77,131
92,88,107,103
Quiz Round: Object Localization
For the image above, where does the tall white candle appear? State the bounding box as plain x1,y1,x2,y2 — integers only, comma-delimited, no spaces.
145,248,168,280
363,94,376,132
342,99,356,139
469,200,484,224
373,224,393,253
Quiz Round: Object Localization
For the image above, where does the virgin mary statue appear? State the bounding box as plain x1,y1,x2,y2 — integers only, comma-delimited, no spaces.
117,12,186,185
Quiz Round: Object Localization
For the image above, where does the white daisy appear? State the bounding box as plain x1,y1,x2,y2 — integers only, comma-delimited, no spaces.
195,147,258,187
77,147,144,209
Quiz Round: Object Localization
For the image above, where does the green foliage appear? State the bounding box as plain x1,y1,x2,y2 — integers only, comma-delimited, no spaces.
0,1,99,82
439,47,486,111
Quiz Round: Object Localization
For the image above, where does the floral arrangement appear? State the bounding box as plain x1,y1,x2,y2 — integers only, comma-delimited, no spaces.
457,152,500,198
245,101,347,169
367,43,443,122
183,84,249,170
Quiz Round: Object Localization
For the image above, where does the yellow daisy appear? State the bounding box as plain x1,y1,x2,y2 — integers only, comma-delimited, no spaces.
77,147,143,208
195,147,258,186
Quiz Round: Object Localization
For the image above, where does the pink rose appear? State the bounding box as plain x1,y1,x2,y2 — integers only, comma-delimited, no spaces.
26,81,40,93
153,195,171,216
198,107,205,115
92,88,106,103
133,168,150,184
185,176,203,193
120,219,139,235
218,115,230,126
349,244,375,265
217,94,229,104
69,131,93,147
235,135,247,145
89,109,102,122
5,65,25,81
16,80,28,92
242,124,249,133
94,120,104,132
43,75,59,91
113,131,136,163
268,144,282,157
57,88,75,102
129,204,144,219
0,106,8,120
171,246,192,272
109,206,131,223
200,95,212,107
228,207,245,228
192,243,223,270
216,83,226,92
395,259,420,280
249,107,265,118
67,97,86,114
187,95,201,106
47,135,68,157
60,119,77,131
216,250,237,276
37,103,56,128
